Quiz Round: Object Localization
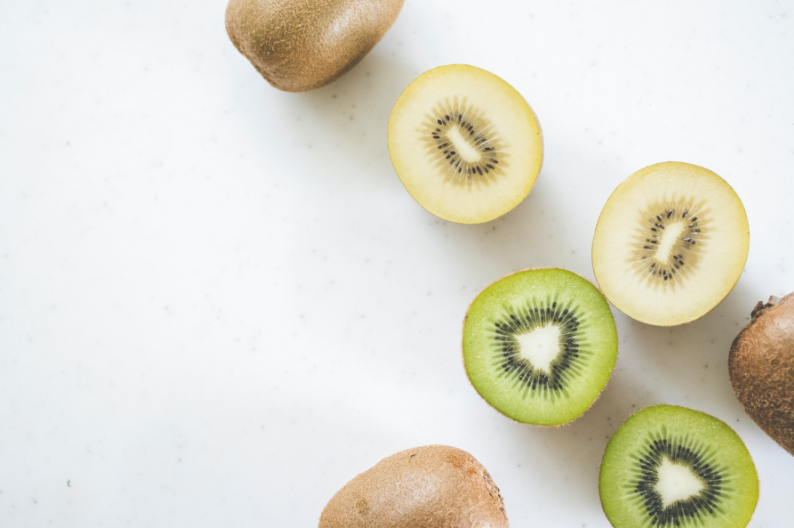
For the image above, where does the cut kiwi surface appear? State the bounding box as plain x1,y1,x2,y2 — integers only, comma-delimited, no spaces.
600,405,758,528
462,268,618,425
388,64,543,224
592,162,749,326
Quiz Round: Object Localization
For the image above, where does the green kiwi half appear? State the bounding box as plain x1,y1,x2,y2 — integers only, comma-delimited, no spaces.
462,268,618,425
600,405,758,528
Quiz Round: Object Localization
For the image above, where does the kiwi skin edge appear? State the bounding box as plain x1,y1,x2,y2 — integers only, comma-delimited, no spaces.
461,268,619,427
225,0,404,92
729,291,794,456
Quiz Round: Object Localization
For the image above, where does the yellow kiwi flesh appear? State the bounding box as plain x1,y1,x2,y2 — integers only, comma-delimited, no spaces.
592,162,749,326
730,292,794,456
225,0,403,92
318,445,509,528
388,65,543,224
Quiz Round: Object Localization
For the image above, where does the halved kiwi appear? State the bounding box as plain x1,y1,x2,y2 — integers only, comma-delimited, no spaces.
387,64,543,224
600,405,758,528
462,268,618,425
592,162,749,326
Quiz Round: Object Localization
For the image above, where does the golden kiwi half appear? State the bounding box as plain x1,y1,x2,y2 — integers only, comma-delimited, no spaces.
388,64,543,224
592,162,749,326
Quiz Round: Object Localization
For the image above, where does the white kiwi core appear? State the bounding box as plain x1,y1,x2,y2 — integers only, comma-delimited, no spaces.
654,221,686,266
516,324,561,375
445,125,481,163
655,457,705,508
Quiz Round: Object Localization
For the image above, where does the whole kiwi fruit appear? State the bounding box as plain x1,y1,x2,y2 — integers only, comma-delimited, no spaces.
729,291,794,456
225,0,404,92
318,445,509,528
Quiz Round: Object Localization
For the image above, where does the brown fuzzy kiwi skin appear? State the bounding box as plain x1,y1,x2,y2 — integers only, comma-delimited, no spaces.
318,445,509,528
225,0,403,92
729,291,794,456
461,268,618,428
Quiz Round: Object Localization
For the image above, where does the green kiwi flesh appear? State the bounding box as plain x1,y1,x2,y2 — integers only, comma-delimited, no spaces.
462,268,618,425
600,405,758,528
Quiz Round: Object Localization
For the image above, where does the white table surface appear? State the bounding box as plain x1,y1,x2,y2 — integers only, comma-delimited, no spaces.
2,1,793,526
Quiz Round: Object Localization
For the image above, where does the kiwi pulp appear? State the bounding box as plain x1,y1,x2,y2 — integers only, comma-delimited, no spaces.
600,405,758,528
462,268,618,425
388,64,543,224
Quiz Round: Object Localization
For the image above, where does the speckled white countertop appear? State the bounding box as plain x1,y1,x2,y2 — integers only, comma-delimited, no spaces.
1,1,793,526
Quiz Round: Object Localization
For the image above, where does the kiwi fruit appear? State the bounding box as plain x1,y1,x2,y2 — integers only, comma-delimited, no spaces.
318,445,509,528
225,0,403,92
729,291,794,456
462,268,618,425
592,162,749,326
387,64,543,224
599,405,758,528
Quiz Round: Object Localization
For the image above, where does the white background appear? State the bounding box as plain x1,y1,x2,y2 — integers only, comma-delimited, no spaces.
1,1,793,526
